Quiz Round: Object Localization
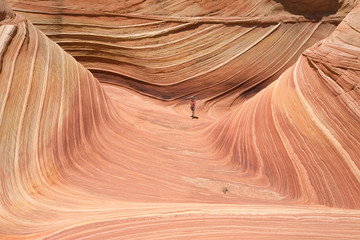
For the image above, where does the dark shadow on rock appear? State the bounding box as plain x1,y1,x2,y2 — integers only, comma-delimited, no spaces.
273,0,343,19
1,1,15,21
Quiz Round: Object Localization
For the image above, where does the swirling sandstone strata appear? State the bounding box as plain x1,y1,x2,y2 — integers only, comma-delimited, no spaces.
7,0,359,102
209,3,360,208
1,0,360,239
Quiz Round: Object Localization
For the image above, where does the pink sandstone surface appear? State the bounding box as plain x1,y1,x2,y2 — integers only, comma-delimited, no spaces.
1,0,360,239
7,0,358,102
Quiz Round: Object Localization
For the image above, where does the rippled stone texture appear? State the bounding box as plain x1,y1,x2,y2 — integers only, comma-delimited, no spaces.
7,0,358,102
1,0,360,239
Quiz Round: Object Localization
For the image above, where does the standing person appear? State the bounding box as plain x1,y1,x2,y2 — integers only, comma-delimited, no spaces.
190,96,196,118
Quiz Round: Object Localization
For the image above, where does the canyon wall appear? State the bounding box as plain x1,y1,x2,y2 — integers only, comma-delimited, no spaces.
1,0,360,239
7,0,358,103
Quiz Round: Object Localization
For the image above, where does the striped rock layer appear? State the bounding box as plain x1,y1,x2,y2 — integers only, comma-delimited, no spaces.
7,0,359,103
1,0,360,239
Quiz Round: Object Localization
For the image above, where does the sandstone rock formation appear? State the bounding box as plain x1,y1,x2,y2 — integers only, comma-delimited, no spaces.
7,0,359,103
1,0,360,239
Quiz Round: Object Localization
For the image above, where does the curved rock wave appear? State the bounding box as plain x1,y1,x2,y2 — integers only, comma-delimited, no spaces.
7,0,359,102
208,4,360,208
1,0,360,239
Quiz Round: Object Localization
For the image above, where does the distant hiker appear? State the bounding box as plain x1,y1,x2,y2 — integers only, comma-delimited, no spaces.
190,96,196,119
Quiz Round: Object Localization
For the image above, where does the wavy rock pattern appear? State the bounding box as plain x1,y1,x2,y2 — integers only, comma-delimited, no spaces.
7,0,359,102
1,0,360,239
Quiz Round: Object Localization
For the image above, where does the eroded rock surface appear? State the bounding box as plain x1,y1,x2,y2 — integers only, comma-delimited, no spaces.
1,0,360,239
7,0,359,102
